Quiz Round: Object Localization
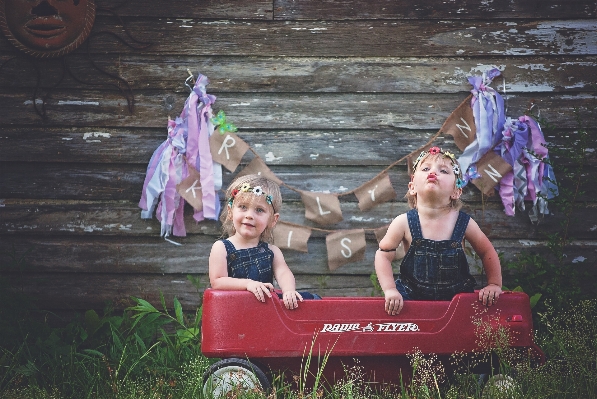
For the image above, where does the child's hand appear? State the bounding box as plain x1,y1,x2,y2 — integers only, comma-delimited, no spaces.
282,291,304,310
384,288,404,315
246,281,274,302
478,283,502,306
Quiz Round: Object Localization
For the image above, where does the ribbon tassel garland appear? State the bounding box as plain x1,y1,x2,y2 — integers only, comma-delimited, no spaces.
139,69,558,269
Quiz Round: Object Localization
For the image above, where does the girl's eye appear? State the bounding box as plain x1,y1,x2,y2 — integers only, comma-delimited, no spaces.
237,204,247,210
440,169,449,174
256,208,265,213
421,167,430,171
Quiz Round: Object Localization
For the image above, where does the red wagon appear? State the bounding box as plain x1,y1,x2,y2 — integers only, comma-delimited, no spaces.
201,289,544,396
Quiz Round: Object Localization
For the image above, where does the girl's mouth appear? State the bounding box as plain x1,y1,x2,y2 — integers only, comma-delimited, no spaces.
427,173,437,182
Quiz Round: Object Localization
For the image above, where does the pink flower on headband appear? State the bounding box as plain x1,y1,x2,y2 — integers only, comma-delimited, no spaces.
429,147,441,155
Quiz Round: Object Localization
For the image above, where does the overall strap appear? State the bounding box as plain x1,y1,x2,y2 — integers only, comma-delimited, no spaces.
450,211,471,242
222,239,236,255
406,209,423,240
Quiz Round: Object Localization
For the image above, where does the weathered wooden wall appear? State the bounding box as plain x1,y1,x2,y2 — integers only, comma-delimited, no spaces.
1,0,596,312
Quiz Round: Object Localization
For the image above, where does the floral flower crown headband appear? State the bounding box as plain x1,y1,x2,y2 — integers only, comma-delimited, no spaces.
228,183,275,210
412,147,465,189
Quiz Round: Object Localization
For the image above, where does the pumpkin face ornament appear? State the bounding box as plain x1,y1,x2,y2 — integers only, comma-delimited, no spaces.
0,0,95,57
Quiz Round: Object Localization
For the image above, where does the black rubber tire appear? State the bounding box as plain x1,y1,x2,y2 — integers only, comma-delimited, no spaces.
202,358,271,398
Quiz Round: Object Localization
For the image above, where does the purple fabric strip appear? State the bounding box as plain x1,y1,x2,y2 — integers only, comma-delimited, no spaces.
138,139,168,211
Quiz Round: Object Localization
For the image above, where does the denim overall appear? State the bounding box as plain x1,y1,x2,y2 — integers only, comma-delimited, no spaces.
395,209,476,301
222,239,320,300
223,240,274,284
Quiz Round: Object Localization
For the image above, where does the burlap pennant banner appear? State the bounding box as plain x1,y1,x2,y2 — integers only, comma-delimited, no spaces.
209,130,250,172
354,172,397,211
471,151,513,195
236,157,283,185
441,95,476,151
374,225,389,243
326,229,366,271
273,221,311,253
300,191,343,225
176,166,203,211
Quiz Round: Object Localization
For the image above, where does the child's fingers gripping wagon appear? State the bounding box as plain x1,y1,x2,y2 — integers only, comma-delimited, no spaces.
201,289,545,397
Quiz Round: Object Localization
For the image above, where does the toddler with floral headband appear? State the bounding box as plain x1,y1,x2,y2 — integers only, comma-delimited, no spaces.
209,174,319,309
375,147,502,315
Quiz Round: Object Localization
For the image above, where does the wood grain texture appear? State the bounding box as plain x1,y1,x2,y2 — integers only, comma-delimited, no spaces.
2,56,595,94
1,90,596,129
2,19,596,57
0,1,595,312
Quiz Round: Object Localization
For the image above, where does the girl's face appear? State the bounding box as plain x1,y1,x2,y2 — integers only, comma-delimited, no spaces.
230,194,278,242
409,155,461,202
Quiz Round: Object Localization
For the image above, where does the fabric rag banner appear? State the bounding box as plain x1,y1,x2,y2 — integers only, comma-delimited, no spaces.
139,68,558,270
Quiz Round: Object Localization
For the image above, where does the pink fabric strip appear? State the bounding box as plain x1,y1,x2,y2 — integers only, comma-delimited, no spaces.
197,104,217,220
499,171,515,216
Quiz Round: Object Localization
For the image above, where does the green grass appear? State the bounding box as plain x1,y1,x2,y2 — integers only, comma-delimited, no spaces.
1,293,596,399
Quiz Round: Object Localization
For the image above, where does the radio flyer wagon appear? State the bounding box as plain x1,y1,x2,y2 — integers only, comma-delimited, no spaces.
201,289,544,396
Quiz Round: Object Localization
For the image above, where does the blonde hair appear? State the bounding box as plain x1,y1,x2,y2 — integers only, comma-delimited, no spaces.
405,152,463,211
220,174,282,243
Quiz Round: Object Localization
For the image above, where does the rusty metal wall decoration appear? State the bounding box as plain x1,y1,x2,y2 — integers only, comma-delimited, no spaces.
0,0,96,58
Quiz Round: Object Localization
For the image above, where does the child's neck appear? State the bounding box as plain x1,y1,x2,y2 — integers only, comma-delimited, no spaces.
228,233,261,249
415,203,458,240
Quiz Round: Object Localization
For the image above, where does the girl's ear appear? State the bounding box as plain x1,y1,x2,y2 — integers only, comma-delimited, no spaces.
269,213,280,228
408,181,416,195
451,187,463,200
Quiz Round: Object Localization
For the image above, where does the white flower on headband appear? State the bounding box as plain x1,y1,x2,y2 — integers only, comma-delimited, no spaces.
252,186,264,196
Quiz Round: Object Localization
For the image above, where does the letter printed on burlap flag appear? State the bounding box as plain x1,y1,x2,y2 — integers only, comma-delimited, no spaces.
354,172,397,211
471,151,513,196
209,131,250,172
300,191,343,225
236,157,283,185
176,165,203,211
326,229,366,271
441,95,476,151
273,221,311,253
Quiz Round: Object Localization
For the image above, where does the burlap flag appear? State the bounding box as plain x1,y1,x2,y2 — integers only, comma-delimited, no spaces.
236,157,283,185
374,225,389,243
471,151,513,196
441,95,476,151
300,191,343,225
326,229,366,271
273,221,311,253
354,172,397,211
373,225,405,259
209,131,250,172
176,166,203,211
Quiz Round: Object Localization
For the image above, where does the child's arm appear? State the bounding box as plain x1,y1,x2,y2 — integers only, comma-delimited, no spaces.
375,214,407,315
208,241,274,303
465,218,503,306
270,244,303,310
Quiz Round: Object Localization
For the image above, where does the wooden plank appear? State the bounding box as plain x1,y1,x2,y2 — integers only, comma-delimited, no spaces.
2,161,596,202
273,0,597,20
1,199,596,240
0,272,379,310
3,19,596,57
1,126,595,167
88,0,597,19
1,236,595,276
2,56,596,94
1,90,596,129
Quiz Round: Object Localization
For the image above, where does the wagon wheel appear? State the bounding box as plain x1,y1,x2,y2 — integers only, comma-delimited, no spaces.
202,358,271,398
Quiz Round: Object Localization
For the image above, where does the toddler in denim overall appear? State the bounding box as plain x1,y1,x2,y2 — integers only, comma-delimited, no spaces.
395,209,476,301
375,147,503,315
222,239,319,300
209,174,318,310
